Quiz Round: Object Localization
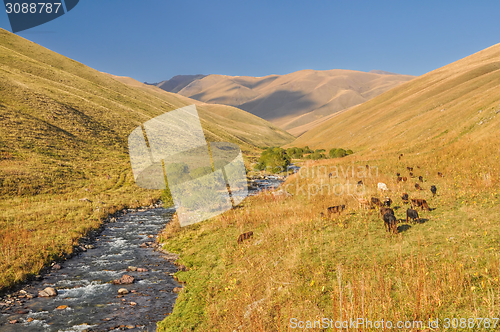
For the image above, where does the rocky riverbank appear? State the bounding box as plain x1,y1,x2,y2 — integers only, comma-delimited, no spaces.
0,203,182,331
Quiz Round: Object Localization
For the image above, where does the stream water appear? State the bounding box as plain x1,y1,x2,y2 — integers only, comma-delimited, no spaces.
0,176,285,331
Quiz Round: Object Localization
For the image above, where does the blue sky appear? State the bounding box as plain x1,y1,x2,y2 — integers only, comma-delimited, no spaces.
1,1,500,82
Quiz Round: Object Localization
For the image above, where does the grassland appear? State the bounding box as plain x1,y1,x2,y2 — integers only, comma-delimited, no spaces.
158,141,500,331
0,28,293,291
157,43,500,331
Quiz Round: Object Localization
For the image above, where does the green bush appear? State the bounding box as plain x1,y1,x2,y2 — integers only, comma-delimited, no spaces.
255,147,291,173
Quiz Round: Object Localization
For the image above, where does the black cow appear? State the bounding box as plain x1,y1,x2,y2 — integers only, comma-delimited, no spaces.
419,176,423,182
430,185,437,197
383,197,392,207
415,183,421,190
383,213,398,233
406,208,419,224
401,192,409,203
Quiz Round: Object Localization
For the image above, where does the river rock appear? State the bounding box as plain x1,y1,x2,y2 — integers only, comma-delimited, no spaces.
56,305,68,310
52,264,62,270
38,287,58,297
118,288,129,295
112,275,135,285
127,266,137,272
137,268,148,272
9,320,17,324
173,287,183,293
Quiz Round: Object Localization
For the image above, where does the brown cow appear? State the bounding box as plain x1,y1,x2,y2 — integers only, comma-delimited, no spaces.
415,183,422,190
411,199,431,211
409,172,414,177
403,177,408,182
371,197,383,208
407,167,413,172
380,206,395,217
327,205,346,215
397,176,403,182
438,172,444,177
419,175,423,182
401,192,409,204
237,231,254,244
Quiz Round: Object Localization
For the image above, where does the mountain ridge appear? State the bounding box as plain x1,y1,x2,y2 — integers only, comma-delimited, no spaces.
151,69,415,135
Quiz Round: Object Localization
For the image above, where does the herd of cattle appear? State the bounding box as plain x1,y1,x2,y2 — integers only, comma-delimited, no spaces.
325,163,441,234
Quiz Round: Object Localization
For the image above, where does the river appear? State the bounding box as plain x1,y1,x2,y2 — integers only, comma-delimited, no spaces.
0,176,284,331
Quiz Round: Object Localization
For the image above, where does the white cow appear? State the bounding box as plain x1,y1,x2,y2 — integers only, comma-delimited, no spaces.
377,182,389,192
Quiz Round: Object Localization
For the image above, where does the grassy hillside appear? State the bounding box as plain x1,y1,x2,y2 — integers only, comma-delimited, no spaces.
153,70,414,135
292,43,500,153
156,44,500,331
0,28,293,290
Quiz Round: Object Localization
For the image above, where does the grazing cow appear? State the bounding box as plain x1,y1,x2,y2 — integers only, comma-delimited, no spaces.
415,183,421,190
411,199,431,211
399,153,404,160
403,177,408,182
357,180,363,186
327,205,346,215
407,167,413,172
366,165,369,169
237,231,254,244
383,197,392,207
380,206,395,217
377,182,389,192
430,185,437,197
409,172,414,178
371,197,383,208
401,192,409,203
438,172,444,177
406,208,419,224
396,172,400,177
419,176,423,182
329,173,332,178
383,213,398,233
397,176,403,182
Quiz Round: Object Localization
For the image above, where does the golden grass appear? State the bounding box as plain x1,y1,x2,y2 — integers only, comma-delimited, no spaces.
0,28,292,291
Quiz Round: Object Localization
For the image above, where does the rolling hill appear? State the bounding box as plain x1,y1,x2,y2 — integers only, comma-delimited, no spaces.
152,70,414,136
156,43,500,331
292,42,500,153
0,28,293,290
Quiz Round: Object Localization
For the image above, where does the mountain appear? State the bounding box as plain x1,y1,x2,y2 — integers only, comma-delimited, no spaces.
292,43,500,153
0,28,293,289
152,70,414,136
146,74,207,93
